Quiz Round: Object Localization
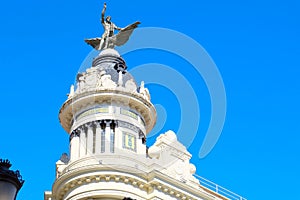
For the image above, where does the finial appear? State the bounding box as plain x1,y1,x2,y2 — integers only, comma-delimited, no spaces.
0,159,12,169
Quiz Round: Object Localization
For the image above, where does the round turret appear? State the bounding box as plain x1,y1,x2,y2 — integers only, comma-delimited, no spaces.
58,49,156,163
53,48,157,200
59,49,156,136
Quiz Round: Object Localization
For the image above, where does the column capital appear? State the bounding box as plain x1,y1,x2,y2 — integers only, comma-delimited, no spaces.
70,130,80,141
77,126,85,133
86,122,95,129
95,121,102,128
105,120,112,126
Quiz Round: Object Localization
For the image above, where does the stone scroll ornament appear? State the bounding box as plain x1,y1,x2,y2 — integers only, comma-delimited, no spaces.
85,2,140,50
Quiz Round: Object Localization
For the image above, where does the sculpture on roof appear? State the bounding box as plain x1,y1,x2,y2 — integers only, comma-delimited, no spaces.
85,2,140,50
139,81,150,101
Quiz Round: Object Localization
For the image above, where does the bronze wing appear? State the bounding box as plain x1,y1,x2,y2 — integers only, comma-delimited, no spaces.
84,37,101,49
111,21,141,46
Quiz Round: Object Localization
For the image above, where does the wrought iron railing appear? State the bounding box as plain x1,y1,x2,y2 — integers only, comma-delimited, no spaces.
194,174,247,200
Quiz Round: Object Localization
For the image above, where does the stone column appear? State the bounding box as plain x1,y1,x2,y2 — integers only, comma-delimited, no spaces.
95,121,102,154
110,121,116,153
70,130,80,161
86,122,94,155
79,126,87,157
118,71,123,86
114,126,120,153
105,120,111,153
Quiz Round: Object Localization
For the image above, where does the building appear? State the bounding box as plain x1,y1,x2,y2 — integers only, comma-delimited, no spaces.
44,10,246,200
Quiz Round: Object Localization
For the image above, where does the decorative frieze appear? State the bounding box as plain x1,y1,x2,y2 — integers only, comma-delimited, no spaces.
76,107,109,121
54,171,200,200
118,120,140,133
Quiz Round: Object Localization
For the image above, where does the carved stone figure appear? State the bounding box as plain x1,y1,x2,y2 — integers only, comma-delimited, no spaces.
139,81,150,101
125,79,137,92
96,71,103,89
85,73,98,90
100,70,117,88
147,130,200,186
68,84,75,99
76,73,86,93
85,3,140,50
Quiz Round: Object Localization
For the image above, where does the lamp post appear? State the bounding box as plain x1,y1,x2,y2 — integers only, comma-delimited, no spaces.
0,159,24,200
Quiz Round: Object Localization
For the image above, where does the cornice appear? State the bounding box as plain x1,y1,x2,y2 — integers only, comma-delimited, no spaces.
52,165,223,200
59,90,156,134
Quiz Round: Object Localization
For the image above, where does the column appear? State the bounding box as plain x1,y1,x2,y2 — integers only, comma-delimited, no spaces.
114,126,120,153
95,121,102,154
105,120,111,153
70,130,80,161
110,121,116,153
79,126,87,157
101,126,105,153
86,122,94,156
118,71,123,86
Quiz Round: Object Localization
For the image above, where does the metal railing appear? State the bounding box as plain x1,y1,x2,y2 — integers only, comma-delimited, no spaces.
194,174,247,200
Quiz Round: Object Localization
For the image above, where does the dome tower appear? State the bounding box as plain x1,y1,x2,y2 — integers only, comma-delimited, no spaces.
45,3,245,200
59,49,156,160
50,48,157,200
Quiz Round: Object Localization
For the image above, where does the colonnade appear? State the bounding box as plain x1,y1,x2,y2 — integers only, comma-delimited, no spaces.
69,120,116,161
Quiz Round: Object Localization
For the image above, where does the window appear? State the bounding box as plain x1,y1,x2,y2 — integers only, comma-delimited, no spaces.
122,132,136,152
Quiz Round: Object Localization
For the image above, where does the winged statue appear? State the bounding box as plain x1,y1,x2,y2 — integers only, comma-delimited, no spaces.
85,2,140,50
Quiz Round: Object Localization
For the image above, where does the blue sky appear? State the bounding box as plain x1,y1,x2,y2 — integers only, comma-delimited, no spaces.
1,0,299,199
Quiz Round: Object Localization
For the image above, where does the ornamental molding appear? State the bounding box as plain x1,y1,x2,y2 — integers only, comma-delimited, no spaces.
67,67,150,103
118,121,140,133
53,170,205,200
69,120,145,142
53,172,150,200
59,90,156,134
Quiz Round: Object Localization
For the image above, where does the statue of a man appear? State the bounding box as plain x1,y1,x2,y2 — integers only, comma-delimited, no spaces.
100,2,122,49
85,3,140,50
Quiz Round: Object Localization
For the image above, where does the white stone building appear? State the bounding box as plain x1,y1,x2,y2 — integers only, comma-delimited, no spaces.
44,46,245,200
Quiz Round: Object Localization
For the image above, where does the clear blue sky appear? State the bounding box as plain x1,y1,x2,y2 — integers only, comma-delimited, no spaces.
1,0,299,199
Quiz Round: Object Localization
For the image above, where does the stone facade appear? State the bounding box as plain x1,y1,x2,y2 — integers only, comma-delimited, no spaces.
44,49,228,200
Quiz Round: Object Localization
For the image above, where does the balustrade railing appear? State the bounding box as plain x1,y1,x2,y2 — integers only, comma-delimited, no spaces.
195,174,247,200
